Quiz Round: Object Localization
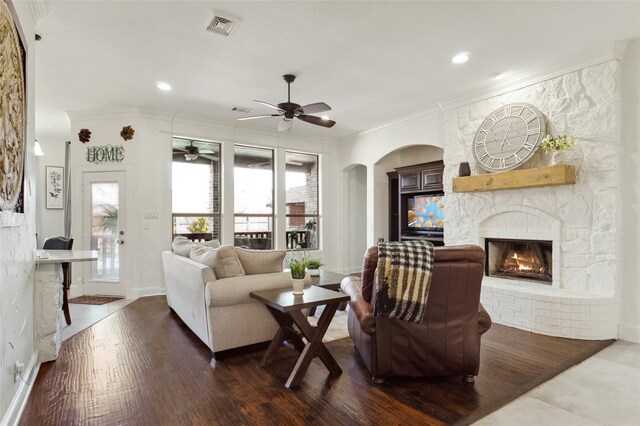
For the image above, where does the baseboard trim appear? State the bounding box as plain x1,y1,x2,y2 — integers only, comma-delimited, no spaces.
618,323,640,343
127,286,166,299
1,353,40,426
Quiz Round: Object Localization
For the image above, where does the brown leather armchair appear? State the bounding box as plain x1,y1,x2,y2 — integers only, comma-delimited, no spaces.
340,244,492,383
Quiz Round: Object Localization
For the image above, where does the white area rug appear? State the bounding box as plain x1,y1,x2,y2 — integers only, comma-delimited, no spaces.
308,305,350,342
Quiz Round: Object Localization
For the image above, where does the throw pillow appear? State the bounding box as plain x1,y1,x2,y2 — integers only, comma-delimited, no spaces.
235,248,285,275
172,236,220,257
190,245,245,279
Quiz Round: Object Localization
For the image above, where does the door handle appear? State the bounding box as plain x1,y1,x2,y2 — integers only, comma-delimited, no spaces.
117,239,125,245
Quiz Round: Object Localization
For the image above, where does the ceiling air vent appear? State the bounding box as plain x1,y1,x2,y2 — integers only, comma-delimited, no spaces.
232,106,253,114
204,11,239,37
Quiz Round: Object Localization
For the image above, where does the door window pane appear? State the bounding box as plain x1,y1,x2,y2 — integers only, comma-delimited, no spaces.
285,152,319,249
234,146,274,249
91,182,119,281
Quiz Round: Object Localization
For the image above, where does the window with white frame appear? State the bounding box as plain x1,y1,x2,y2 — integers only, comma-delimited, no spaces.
171,138,221,242
234,145,274,250
285,151,319,250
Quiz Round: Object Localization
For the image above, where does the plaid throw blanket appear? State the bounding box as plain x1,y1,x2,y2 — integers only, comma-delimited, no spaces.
374,240,435,323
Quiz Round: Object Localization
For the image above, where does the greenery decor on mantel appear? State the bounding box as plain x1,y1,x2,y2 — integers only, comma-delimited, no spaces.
452,164,576,193
541,134,576,165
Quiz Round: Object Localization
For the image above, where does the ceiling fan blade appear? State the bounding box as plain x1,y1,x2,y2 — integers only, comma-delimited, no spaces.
299,102,331,115
200,154,219,161
278,119,293,132
297,114,336,128
174,147,188,152
237,114,282,121
253,100,285,112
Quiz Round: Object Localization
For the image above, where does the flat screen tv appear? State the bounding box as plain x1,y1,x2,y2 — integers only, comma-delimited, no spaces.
407,194,444,231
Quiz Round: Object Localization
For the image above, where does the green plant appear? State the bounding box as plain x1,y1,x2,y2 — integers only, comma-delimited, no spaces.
288,251,310,279
304,219,317,231
306,258,323,270
540,135,576,152
187,217,209,234
99,206,118,232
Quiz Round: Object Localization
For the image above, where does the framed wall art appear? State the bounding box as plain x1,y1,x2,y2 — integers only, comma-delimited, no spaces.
46,166,64,209
0,1,26,213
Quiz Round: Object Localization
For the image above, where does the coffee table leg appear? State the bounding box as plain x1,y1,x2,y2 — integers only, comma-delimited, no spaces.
286,303,342,388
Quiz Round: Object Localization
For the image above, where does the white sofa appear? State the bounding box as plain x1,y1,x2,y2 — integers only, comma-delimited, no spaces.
162,241,304,354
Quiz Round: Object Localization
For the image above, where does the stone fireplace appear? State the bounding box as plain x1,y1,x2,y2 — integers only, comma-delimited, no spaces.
441,60,621,340
485,238,552,284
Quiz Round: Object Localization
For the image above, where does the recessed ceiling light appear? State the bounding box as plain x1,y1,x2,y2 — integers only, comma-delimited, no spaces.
452,52,470,64
490,71,510,80
321,115,330,120
156,81,172,91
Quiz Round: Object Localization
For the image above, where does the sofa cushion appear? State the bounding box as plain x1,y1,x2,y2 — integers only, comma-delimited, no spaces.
172,236,220,257
235,248,285,275
190,245,245,279
207,272,309,307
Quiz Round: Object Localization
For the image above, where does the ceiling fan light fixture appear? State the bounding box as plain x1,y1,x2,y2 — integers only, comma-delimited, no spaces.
184,153,198,161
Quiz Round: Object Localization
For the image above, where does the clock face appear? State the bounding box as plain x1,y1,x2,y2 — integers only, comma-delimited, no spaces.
473,103,546,172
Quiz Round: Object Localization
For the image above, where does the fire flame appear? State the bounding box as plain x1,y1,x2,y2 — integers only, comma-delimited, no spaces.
505,251,544,273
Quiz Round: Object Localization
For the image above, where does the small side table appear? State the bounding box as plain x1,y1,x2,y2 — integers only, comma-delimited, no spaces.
250,285,349,388
308,270,348,316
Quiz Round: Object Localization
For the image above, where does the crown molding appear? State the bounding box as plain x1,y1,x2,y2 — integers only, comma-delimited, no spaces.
65,107,338,147
351,107,443,139
28,0,49,23
438,43,627,112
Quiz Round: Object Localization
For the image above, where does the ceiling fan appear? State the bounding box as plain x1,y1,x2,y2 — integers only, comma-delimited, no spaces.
238,74,336,132
172,140,218,162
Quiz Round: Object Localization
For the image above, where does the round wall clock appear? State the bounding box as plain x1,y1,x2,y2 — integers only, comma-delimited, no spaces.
473,103,546,173
0,2,26,212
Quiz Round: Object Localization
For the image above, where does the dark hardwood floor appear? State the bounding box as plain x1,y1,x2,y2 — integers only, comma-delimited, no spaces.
21,296,612,426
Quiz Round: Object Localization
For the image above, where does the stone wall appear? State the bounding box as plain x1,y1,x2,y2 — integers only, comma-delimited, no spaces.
443,61,621,338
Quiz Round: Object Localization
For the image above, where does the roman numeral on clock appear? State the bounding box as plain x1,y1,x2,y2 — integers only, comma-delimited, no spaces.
527,128,540,135
499,158,506,169
522,142,535,151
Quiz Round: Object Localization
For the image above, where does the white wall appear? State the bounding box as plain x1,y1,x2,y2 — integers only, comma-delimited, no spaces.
60,110,341,297
0,1,38,423
35,139,66,247
339,111,444,249
347,165,367,272
619,39,640,342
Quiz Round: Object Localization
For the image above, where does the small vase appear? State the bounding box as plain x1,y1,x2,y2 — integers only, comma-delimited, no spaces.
458,161,471,177
307,269,320,277
551,151,566,165
292,278,305,295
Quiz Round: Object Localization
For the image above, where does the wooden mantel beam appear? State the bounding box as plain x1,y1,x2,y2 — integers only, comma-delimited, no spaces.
452,164,576,193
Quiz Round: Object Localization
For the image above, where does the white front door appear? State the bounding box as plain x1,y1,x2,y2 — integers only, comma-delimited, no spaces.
82,171,126,296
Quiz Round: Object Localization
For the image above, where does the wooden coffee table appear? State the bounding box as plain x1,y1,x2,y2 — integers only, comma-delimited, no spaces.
308,270,348,316
250,285,349,388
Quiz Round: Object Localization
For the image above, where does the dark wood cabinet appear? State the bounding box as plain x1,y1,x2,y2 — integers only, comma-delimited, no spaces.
387,171,399,242
396,161,444,193
393,161,445,246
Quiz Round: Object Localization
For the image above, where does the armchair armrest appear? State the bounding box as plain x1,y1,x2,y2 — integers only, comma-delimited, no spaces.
341,276,375,334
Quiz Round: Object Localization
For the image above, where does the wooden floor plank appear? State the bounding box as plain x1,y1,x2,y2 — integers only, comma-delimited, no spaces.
20,296,612,426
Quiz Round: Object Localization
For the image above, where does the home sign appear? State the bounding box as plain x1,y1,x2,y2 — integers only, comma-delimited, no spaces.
86,145,125,164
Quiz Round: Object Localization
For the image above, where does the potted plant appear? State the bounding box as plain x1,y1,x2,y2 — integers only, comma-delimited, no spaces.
540,134,576,165
288,251,309,294
289,229,298,249
305,218,317,249
306,258,323,276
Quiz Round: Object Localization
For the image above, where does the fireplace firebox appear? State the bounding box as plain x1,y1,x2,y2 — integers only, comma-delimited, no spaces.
485,238,552,284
